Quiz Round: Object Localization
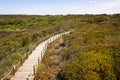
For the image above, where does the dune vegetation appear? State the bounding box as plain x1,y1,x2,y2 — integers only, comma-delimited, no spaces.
35,14,120,80
0,15,79,78
0,14,120,80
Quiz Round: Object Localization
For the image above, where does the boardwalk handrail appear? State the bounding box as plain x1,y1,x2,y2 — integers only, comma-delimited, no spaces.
1,31,72,80
27,31,71,79
1,50,32,80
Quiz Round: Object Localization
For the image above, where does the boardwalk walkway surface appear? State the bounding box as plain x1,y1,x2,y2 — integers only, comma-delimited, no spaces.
10,31,71,80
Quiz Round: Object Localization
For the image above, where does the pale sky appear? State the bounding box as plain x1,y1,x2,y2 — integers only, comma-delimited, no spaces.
0,0,120,15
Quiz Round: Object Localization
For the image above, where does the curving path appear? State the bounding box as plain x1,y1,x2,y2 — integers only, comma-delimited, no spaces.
10,31,71,80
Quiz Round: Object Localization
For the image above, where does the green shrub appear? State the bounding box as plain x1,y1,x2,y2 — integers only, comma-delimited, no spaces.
36,63,46,80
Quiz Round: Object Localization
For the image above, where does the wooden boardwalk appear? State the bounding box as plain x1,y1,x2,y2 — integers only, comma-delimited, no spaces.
10,31,71,80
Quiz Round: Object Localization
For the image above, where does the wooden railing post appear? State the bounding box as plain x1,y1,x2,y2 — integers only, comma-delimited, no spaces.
43,47,45,52
38,57,39,64
26,77,29,80
50,37,51,42
41,53,42,58
53,37,54,40
33,65,35,76
12,66,15,75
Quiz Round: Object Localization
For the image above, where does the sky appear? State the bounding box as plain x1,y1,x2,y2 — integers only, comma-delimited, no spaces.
0,0,120,15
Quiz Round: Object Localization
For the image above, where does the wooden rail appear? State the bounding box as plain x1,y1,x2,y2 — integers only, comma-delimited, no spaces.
1,50,32,80
1,31,71,80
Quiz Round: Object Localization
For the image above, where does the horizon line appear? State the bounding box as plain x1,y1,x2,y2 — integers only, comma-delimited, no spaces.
0,13,120,16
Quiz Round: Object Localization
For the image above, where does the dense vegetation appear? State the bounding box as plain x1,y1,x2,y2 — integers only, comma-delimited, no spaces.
0,15,80,78
36,14,120,80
